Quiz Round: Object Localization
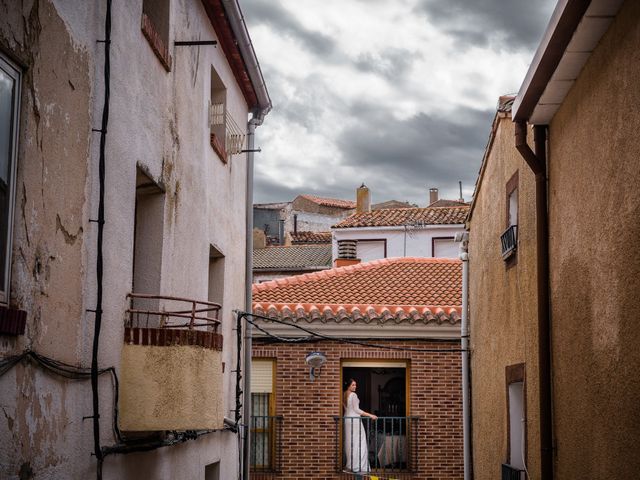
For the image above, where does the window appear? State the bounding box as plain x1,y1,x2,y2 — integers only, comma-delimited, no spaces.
132,168,165,316
501,171,519,261
141,0,172,70
251,359,279,472
356,239,386,262
209,67,245,163
209,68,227,161
208,245,225,316
506,363,526,473
0,54,20,304
340,361,416,473
204,461,220,480
432,237,458,258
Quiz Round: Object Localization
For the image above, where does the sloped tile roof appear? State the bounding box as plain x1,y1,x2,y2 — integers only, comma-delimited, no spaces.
253,257,460,310
333,205,469,228
290,231,332,244
299,194,356,209
252,245,332,270
428,199,470,208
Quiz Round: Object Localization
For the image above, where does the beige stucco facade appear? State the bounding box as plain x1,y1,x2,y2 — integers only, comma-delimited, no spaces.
469,1,640,478
467,109,542,479
546,1,640,477
0,0,264,478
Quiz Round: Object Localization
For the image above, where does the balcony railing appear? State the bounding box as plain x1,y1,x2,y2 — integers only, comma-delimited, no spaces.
500,224,518,259
502,463,525,480
120,293,224,431
126,293,221,331
333,416,420,475
250,415,283,474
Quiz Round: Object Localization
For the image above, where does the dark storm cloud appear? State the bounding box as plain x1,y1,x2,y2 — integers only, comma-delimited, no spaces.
336,103,494,199
242,0,336,56
416,0,556,51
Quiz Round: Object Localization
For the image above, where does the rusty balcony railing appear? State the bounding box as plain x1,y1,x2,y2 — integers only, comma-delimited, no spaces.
124,293,222,349
126,293,221,331
250,415,283,474
333,416,420,475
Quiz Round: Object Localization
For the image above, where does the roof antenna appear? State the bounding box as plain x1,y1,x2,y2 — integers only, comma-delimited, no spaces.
458,181,464,202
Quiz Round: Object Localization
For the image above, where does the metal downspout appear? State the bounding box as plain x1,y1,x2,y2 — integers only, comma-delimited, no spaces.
515,121,553,480
458,232,472,480
243,118,257,480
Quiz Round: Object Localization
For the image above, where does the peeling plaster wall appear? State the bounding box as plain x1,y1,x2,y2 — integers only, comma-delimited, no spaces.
0,0,250,478
547,1,640,477
467,114,541,480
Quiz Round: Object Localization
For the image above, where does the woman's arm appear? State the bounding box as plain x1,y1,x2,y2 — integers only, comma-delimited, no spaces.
350,393,378,420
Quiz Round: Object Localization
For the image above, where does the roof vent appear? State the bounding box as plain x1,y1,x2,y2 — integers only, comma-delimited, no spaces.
337,239,357,260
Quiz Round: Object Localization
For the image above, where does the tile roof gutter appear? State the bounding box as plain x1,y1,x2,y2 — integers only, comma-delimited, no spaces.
220,0,272,123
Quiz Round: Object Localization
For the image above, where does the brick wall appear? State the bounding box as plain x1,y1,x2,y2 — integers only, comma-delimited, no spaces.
252,338,463,480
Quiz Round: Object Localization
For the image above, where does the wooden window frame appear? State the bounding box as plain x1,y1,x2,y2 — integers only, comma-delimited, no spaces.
505,171,519,268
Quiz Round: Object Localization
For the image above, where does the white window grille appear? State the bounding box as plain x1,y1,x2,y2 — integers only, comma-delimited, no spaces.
209,101,225,127
225,113,245,157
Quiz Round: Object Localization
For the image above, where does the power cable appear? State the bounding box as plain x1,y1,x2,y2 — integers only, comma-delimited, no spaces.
236,311,465,353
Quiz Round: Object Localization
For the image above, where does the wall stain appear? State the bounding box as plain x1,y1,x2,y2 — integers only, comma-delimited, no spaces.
55,213,82,245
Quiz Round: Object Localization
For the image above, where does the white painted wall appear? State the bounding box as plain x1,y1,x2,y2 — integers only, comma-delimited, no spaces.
332,225,465,261
0,1,252,478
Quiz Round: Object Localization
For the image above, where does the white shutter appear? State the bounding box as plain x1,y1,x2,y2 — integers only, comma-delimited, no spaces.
251,359,273,393
433,238,459,258
356,240,386,262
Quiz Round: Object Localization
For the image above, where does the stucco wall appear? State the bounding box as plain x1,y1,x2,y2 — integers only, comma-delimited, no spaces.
333,225,464,260
0,0,251,478
467,114,541,479
547,1,640,477
119,344,223,431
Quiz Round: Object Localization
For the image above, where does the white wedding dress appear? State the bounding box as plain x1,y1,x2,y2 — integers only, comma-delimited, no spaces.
344,392,370,473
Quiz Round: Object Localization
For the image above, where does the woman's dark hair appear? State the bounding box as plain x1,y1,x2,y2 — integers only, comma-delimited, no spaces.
343,378,356,391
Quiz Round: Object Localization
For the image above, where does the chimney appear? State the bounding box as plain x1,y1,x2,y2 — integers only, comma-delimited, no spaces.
334,239,360,267
458,181,464,203
356,183,371,213
429,187,439,206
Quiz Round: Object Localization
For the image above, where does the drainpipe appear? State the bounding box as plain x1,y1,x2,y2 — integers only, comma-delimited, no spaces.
457,231,472,480
515,121,553,480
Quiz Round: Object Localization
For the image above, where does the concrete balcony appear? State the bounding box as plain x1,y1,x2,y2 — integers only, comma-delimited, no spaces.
119,293,223,432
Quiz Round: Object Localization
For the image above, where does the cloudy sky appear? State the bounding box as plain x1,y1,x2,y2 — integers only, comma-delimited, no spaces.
242,0,556,206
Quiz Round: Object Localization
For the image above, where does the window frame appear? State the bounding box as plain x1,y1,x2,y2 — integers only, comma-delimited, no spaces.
250,358,277,471
355,238,387,262
431,236,457,258
505,363,527,468
0,54,21,305
504,171,519,267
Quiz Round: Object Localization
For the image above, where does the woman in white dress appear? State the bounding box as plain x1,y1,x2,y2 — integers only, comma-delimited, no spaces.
343,379,378,473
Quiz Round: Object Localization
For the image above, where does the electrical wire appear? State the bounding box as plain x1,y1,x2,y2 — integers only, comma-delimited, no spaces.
237,311,466,353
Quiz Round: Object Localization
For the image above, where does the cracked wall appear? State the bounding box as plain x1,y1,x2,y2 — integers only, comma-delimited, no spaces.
0,0,92,478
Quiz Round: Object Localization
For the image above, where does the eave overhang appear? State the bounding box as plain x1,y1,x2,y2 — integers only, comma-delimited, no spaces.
512,0,623,124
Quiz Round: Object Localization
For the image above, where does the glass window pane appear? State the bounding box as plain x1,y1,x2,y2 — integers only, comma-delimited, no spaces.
0,61,17,294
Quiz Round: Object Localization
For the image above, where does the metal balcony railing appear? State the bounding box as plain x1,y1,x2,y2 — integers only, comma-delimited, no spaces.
250,415,283,474
502,463,525,480
500,224,518,259
333,416,420,475
125,293,221,332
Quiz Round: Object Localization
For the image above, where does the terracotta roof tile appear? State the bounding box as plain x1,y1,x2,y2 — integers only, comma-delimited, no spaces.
252,245,331,270
299,194,356,209
253,257,461,307
333,205,469,228
290,231,332,244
